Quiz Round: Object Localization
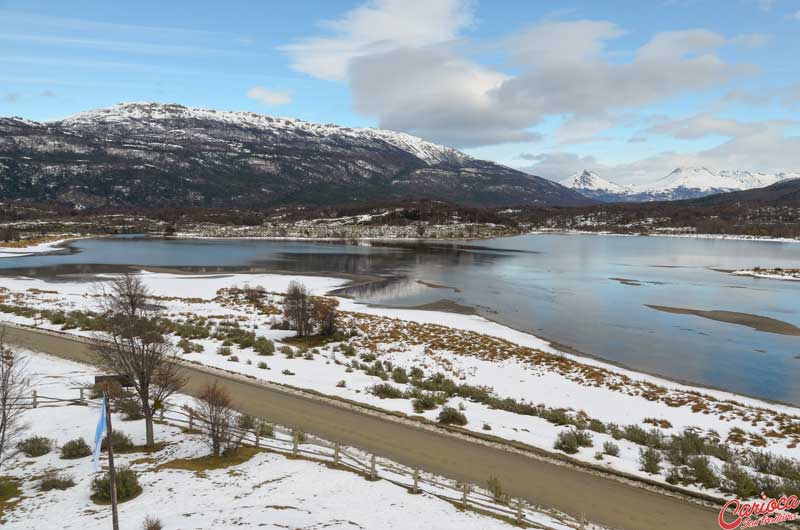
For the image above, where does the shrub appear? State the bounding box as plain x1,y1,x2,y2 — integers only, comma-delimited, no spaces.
118,398,144,421
437,407,468,426
258,361,268,369
602,441,620,457
482,423,492,431
61,438,92,459
688,456,720,489
280,345,294,356
412,393,439,413
281,369,295,376
643,417,673,429
39,471,75,491
228,355,239,362
487,476,507,503
341,344,357,357
409,367,424,379
588,419,607,433
216,345,232,356
142,516,163,530
90,466,142,503
391,367,409,384
623,425,664,448
238,414,256,431
17,436,52,457
256,422,274,438
101,431,134,452
554,429,593,455
721,463,758,498
336,380,346,388
254,337,275,356
639,447,662,475
370,383,404,399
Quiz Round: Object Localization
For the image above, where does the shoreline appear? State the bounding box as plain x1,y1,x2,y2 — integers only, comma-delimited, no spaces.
527,228,800,243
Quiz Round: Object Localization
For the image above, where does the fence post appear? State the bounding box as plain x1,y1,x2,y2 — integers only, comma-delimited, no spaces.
515,497,524,526
333,443,340,467
255,430,260,448
292,431,299,457
79,387,85,404
461,482,469,509
188,412,194,431
32,390,38,408
412,468,419,494
370,454,377,480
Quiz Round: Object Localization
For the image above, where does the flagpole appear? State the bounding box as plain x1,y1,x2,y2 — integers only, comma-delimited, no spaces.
104,388,120,530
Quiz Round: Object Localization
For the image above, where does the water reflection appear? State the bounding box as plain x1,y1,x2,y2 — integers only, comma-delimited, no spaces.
2,234,800,403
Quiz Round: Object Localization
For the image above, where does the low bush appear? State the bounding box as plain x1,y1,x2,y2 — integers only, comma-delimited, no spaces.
39,471,75,491
336,380,346,388
412,393,439,413
216,345,232,356
90,466,142,503
101,431,134,452
639,447,662,475
258,361,268,369
722,463,759,498
254,337,275,355
61,438,92,459
602,441,620,457
17,436,52,457
370,383,404,399
142,516,163,530
437,406,468,426
391,367,409,384
117,398,144,421
553,429,593,455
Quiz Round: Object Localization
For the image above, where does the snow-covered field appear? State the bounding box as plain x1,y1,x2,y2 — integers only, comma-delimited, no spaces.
732,268,800,281
1,270,799,503
2,350,586,530
0,237,77,258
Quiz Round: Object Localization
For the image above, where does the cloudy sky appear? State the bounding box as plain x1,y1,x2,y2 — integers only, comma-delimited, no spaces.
2,0,799,183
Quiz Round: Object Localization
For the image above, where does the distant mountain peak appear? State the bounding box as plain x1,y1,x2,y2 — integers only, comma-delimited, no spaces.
559,170,629,197
562,165,799,203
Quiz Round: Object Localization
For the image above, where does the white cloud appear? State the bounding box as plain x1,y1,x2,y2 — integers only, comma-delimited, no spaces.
246,86,292,106
280,0,473,81
644,113,768,139
282,6,755,148
521,121,800,183
789,9,800,20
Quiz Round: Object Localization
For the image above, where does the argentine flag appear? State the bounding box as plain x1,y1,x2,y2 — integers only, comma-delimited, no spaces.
92,396,107,472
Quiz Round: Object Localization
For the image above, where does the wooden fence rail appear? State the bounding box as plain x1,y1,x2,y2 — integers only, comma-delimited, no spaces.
21,390,596,530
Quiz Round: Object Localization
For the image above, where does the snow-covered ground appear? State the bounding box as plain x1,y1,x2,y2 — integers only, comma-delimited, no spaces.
732,268,800,281
1,270,799,503
0,237,77,258
1,350,587,530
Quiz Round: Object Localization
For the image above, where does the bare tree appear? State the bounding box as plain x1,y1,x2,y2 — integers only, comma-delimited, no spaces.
94,274,185,447
282,281,312,337
0,327,29,469
311,297,339,336
189,381,241,457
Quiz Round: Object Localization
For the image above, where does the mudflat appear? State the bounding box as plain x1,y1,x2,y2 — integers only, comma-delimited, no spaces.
646,305,800,336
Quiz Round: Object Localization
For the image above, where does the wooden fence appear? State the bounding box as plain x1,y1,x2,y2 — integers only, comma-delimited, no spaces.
20,388,599,530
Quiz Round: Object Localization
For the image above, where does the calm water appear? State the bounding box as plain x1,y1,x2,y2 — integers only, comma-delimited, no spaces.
2,234,800,404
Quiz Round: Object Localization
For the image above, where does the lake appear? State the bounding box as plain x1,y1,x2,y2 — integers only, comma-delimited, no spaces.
2,234,800,404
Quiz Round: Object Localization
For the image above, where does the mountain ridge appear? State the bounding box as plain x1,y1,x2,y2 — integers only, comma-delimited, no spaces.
560,166,800,202
0,102,590,209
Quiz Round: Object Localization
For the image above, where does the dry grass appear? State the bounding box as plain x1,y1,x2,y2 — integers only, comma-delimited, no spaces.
156,446,264,474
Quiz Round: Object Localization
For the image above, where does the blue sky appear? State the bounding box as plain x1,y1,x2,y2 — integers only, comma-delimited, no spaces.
1,0,799,183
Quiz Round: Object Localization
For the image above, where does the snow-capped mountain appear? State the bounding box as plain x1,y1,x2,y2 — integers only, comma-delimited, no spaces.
562,166,799,202
559,170,632,201
0,102,589,209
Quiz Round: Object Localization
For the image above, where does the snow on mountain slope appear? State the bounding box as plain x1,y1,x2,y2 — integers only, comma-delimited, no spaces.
1,102,591,208
57,102,471,166
560,170,629,192
564,166,799,202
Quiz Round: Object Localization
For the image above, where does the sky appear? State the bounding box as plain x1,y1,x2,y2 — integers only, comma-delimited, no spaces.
1,0,799,184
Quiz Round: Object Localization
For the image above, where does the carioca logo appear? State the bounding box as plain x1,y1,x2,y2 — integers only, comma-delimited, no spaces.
718,493,800,529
